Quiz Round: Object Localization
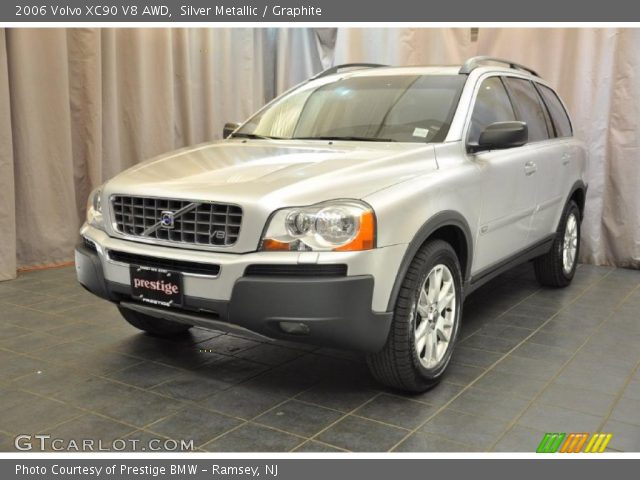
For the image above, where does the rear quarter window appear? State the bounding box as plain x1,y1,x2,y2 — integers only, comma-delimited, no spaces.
538,84,573,137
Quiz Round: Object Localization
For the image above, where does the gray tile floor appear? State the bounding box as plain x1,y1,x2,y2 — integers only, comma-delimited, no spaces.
0,263,638,452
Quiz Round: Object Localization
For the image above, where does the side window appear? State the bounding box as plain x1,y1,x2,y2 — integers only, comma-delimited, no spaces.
538,84,573,137
503,78,550,142
468,77,516,145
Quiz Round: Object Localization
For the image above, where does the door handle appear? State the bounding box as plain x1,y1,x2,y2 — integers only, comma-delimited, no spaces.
562,154,571,166
524,161,537,176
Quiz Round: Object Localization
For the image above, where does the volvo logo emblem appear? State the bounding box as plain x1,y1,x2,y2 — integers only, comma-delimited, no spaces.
160,211,175,229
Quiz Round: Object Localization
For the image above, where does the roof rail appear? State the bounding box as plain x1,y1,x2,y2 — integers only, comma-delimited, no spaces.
310,63,388,80
459,56,540,77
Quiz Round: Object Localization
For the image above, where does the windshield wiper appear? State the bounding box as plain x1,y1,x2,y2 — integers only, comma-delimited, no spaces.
230,132,283,140
293,136,395,142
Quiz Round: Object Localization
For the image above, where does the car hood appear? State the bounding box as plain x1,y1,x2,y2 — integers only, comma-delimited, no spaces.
104,139,437,208
107,140,435,203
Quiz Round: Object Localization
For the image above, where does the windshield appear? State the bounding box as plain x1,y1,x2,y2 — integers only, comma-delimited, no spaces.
235,74,466,143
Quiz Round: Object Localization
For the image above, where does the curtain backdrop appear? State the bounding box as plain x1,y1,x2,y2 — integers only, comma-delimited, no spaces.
0,28,638,280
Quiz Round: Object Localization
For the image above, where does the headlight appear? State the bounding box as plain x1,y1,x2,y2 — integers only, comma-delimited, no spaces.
86,186,104,230
261,201,375,252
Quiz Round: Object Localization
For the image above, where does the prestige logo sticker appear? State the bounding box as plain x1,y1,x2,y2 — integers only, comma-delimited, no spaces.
536,432,613,453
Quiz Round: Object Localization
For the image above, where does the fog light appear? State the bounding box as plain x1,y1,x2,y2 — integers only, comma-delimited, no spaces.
279,322,310,335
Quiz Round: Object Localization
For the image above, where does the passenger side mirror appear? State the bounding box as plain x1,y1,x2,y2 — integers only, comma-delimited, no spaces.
470,121,528,153
223,122,241,139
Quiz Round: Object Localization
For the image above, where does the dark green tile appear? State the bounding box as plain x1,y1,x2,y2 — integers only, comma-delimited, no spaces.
473,369,546,399
199,385,286,420
404,382,463,408
518,403,602,432
420,408,510,448
610,397,640,426
1,395,83,434
460,334,520,354
203,423,303,452
46,414,135,450
255,400,342,436
296,380,377,412
149,407,241,447
316,415,407,452
448,387,529,421
151,371,231,401
107,361,184,389
294,440,346,452
394,431,479,452
354,394,436,429
451,346,503,368
444,363,485,386
538,383,616,416
235,344,304,366
491,424,546,452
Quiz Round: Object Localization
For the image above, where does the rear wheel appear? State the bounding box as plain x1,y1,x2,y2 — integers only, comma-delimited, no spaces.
118,306,192,337
534,200,581,288
367,239,462,392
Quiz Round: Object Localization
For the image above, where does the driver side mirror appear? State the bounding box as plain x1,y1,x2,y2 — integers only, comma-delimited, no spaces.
223,122,240,139
469,121,528,153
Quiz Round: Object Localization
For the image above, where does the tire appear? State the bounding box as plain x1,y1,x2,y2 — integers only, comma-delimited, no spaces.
367,239,463,392
118,306,192,337
534,200,581,288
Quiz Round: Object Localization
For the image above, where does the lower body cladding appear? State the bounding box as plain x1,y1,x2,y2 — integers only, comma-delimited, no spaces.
75,236,399,352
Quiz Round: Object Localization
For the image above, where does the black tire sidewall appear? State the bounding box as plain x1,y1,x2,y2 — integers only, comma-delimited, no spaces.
406,244,463,381
556,202,581,281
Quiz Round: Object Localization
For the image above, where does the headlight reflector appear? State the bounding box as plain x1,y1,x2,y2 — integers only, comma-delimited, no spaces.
261,201,375,252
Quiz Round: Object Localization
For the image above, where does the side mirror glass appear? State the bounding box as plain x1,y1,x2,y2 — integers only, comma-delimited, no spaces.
470,121,528,153
223,122,241,139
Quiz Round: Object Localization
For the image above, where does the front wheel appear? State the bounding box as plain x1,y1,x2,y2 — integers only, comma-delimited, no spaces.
367,239,463,392
534,200,581,288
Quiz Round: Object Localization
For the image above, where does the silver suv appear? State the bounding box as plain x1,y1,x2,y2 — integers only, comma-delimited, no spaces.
76,56,587,392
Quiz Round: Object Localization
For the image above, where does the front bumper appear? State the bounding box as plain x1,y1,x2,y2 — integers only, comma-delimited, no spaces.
76,227,401,352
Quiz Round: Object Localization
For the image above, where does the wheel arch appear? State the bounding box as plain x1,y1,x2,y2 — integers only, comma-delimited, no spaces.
567,180,587,221
386,211,473,311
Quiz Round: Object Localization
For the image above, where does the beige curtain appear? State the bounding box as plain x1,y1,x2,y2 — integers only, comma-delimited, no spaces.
0,28,276,279
0,29,15,281
334,28,474,65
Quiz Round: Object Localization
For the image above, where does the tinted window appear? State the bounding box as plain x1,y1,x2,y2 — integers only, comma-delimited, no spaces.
237,75,465,143
468,77,516,145
538,84,573,137
504,78,550,142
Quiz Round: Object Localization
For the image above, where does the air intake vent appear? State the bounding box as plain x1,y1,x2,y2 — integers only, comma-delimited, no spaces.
244,264,348,277
83,236,97,252
108,250,220,276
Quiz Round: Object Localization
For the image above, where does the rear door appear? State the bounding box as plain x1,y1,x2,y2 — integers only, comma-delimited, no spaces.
466,76,538,273
532,83,576,237
502,77,570,243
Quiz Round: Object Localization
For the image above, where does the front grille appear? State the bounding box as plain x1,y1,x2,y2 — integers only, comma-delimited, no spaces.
108,250,221,276
244,264,348,277
111,195,242,247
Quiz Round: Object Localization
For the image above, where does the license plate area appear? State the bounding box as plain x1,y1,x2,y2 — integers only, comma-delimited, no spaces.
130,265,183,307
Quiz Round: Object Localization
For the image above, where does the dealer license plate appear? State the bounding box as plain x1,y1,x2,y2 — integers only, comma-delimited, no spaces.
130,265,183,307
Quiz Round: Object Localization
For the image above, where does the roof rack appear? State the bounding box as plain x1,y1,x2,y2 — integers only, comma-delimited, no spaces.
459,56,540,77
310,63,388,80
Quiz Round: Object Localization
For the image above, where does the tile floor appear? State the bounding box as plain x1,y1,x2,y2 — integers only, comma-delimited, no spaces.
0,263,638,452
